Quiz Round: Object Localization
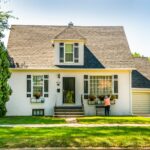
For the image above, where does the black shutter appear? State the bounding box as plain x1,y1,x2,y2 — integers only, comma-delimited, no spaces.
27,75,31,97
59,43,64,63
74,43,79,63
44,75,49,97
113,75,118,94
84,75,89,99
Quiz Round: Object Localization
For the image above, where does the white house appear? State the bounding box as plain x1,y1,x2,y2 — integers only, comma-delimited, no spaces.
6,23,150,116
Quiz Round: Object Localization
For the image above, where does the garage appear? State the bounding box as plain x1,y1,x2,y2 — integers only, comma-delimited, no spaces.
132,92,150,114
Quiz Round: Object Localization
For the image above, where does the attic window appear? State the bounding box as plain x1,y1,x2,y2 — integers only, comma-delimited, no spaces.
59,43,79,63
65,44,73,62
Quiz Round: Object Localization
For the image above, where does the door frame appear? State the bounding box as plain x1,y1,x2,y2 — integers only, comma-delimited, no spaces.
62,77,76,105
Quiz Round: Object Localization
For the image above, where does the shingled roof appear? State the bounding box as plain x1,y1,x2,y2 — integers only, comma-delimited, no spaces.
8,25,134,69
53,24,85,40
132,57,150,88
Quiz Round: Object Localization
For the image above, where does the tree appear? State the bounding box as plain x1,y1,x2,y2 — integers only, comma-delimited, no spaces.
132,52,142,57
0,11,12,116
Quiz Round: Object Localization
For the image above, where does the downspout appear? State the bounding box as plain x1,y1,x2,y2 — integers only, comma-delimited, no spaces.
129,70,133,115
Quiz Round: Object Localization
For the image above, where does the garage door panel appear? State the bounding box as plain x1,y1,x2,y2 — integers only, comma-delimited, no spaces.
132,93,150,114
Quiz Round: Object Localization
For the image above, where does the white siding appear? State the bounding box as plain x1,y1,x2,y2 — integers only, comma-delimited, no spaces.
6,70,132,116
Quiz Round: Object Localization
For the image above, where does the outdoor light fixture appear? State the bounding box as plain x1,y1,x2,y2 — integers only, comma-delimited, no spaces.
57,74,60,78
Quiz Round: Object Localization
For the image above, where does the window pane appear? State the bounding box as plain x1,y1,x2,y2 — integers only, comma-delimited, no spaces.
90,76,112,96
74,59,79,63
33,86,43,96
65,44,73,53
33,76,43,86
44,75,48,79
65,53,73,62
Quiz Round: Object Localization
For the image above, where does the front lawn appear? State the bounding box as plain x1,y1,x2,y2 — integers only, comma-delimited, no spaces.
77,116,150,124
0,127,149,148
0,116,66,124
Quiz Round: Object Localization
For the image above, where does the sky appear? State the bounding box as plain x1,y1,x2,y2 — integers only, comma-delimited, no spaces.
1,0,150,56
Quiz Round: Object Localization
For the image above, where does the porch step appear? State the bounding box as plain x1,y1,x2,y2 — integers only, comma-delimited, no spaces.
55,109,83,112
54,115,84,118
54,106,84,117
55,112,84,115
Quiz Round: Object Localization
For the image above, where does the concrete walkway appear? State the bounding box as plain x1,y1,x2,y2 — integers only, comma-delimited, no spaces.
0,123,150,128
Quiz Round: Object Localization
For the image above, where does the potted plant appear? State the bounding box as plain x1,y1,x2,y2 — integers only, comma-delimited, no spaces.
98,95,104,104
88,95,96,105
33,92,41,99
110,95,116,104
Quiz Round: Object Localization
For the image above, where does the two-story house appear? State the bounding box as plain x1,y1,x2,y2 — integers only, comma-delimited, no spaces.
6,23,150,116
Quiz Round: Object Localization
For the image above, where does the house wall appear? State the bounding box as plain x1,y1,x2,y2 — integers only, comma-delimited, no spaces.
6,70,132,116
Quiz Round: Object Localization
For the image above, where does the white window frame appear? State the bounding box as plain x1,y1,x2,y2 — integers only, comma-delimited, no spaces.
64,43,74,63
89,75,116,96
32,75,44,97
59,43,79,63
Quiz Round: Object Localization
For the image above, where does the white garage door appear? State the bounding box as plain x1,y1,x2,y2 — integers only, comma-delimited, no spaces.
132,93,150,114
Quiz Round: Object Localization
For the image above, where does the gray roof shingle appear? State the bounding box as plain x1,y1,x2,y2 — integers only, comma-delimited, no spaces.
132,57,150,88
8,25,135,69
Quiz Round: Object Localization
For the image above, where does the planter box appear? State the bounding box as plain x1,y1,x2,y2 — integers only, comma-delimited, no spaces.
30,97,45,103
88,100,96,105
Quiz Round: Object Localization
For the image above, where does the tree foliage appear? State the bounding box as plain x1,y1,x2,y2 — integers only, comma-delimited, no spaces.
0,11,12,116
132,52,142,57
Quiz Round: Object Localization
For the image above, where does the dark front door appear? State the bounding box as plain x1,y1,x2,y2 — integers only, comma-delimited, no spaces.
63,77,75,104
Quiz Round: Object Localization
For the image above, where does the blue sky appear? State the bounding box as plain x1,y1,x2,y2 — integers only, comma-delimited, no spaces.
1,0,150,56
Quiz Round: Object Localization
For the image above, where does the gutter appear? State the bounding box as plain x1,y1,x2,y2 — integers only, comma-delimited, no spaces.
9,68,135,72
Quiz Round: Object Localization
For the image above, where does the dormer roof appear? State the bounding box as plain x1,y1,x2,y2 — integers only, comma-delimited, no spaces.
53,23,86,41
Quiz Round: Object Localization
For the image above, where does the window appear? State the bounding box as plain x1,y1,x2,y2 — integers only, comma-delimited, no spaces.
33,76,43,97
32,109,44,116
26,75,49,98
65,44,73,62
59,43,79,63
84,75,118,99
90,76,113,96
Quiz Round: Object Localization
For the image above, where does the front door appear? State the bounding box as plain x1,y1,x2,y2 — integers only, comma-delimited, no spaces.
63,77,75,104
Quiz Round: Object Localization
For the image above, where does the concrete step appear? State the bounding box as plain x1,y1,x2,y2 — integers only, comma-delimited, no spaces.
55,112,84,115
54,106,84,117
54,115,84,118
55,106,82,109
55,109,83,112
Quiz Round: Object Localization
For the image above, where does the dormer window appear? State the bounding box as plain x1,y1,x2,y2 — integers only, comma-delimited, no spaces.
59,43,79,63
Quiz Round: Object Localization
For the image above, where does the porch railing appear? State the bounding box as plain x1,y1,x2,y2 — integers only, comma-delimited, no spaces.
81,94,84,111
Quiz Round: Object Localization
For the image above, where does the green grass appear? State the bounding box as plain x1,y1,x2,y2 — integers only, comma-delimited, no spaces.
0,127,150,148
77,116,150,124
0,116,66,124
